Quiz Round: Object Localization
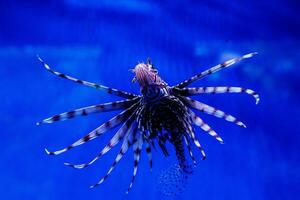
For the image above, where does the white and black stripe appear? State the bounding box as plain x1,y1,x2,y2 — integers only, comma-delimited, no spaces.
37,56,138,99
188,129,206,160
144,137,153,172
65,114,138,169
45,101,140,156
174,52,258,89
90,126,137,188
176,86,260,104
184,136,196,165
189,110,223,143
181,97,246,128
37,98,140,125
126,133,143,193
185,121,206,160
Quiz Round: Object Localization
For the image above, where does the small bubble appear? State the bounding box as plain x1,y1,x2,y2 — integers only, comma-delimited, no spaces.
156,164,192,196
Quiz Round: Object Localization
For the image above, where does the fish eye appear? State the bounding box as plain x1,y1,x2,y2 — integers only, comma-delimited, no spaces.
152,68,158,74
149,65,157,73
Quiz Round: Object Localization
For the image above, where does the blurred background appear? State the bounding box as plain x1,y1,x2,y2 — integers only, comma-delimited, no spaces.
1,0,299,199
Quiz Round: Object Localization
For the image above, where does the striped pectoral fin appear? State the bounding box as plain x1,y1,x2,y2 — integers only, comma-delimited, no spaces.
126,134,143,194
65,119,137,169
37,98,139,125
44,103,139,156
189,110,223,143
188,130,206,160
177,87,260,104
37,56,138,99
90,127,135,188
182,97,246,128
174,52,258,88
158,139,169,156
145,140,153,172
184,136,196,166
44,125,107,156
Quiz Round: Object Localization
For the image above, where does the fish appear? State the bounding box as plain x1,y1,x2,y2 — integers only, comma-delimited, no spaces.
37,52,259,193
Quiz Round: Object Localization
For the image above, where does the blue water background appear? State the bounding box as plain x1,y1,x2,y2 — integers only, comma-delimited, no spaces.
1,0,299,199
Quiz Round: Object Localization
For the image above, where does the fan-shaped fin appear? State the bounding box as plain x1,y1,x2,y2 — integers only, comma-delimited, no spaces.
175,86,259,104
37,98,139,125
65,115,138,169
181,96,246,128
45,102,139,156
174,52,257,88
37,56,138,99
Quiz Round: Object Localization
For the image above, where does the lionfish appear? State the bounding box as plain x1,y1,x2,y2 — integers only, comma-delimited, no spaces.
37,52,259,193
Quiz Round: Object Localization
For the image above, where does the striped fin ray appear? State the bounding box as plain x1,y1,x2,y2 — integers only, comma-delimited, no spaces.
175,87,260,104
158,137,169,156
182,113,197,163
90,126,137,188
45,102,140,156
181,97,246,128
144,138,153,172
184,136,196,165
174,52,258,88
65,114,138,169
37,98,139,125
126,133,143,193
188,129,206,160
189,110,223,143
185,122,206,160
37,56,138,99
